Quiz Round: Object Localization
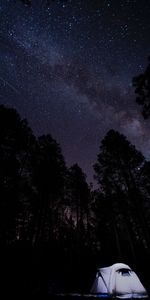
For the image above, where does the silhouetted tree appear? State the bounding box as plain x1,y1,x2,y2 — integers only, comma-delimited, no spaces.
139,161,150,229
0,105,36,244
65,164,92,249
133,56,150,118
93,130,150,261
32,134,67,243
0,105,96,293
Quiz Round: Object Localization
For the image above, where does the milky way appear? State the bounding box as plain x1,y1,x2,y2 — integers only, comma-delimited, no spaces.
1,0,150,184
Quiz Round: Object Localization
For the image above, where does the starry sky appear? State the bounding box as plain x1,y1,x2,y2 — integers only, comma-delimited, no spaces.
1,0,150,184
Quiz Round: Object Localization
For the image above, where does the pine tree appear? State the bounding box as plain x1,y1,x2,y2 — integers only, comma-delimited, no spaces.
93,130,149,261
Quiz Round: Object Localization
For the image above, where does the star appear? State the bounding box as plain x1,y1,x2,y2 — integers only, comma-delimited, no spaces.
1,0,150,184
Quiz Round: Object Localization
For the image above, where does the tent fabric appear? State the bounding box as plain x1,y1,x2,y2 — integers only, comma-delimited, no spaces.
90,263,148,298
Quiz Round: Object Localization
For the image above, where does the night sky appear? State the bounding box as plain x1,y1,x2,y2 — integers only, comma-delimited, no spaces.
1,0,150,184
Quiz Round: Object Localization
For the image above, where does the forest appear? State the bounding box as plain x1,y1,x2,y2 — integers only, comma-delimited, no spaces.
1,60,150,295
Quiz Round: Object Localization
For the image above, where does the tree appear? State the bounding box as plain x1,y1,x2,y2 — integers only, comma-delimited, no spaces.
0,105,36,244
65,164,92,248
67,165,90,223
31,134,67,243
93,130,150,261
133,56,150,118
138,161,150,229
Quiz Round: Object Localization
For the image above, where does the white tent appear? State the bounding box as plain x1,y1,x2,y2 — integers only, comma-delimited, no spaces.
90,263,148,298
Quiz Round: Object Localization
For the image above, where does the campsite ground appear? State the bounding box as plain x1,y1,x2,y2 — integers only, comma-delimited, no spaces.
1,243,150,298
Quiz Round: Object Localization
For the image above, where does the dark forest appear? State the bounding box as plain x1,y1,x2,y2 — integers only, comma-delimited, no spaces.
0,95,150,295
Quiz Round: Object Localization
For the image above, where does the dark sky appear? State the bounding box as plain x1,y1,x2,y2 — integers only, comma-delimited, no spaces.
1,0,150,184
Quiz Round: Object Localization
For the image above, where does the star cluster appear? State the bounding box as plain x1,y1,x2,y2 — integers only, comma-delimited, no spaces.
1,0,150,183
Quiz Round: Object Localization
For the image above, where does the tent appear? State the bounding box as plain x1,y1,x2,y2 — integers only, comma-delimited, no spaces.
90,263,148,298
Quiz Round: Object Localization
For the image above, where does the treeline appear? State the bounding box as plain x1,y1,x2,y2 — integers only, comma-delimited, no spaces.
0,105,92,248
0,104,150,294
